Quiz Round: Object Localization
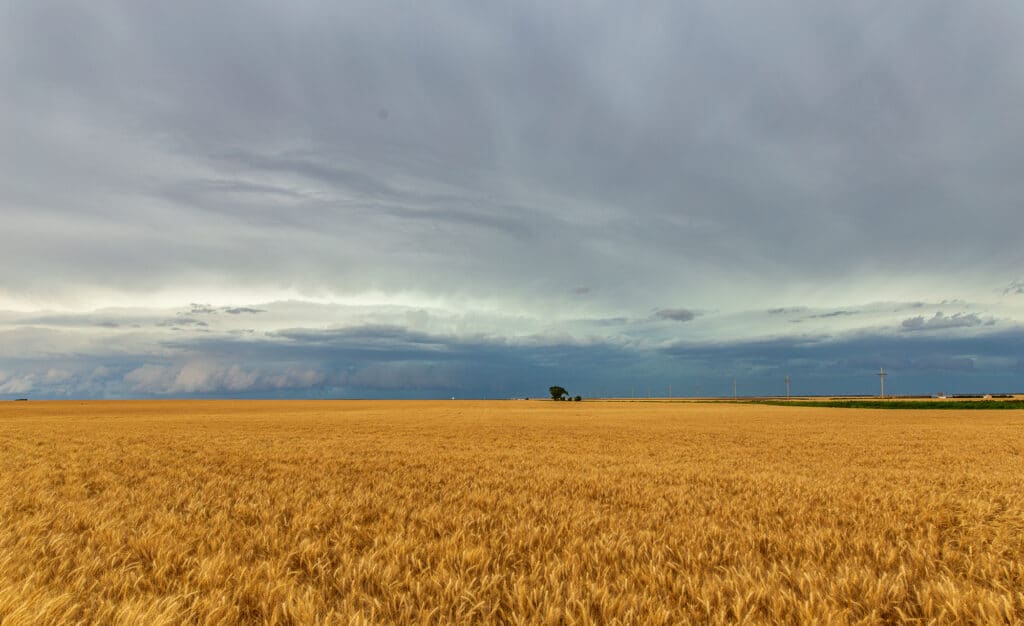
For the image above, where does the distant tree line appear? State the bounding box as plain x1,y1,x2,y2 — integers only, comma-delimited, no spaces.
549,386,581,401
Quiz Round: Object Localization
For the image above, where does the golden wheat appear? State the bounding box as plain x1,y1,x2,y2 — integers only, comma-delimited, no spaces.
1,400,1022,624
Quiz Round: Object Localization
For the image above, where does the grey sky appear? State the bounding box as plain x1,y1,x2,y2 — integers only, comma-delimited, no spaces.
2,2,1024,397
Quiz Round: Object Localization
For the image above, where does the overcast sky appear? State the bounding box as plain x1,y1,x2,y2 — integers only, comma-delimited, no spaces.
3,2,1024,399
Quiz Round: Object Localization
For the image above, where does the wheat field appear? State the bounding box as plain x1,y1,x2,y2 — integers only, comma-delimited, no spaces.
1,400,1022,624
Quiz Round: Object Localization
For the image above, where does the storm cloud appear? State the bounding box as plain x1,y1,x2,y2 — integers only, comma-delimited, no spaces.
2,3,1024,397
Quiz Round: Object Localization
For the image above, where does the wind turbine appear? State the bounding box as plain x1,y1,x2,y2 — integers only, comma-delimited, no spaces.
785,374,791,400
877,367,887,399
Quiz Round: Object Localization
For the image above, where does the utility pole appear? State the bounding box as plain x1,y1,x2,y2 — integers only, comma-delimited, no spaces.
877,367,887,399
785,374,791,400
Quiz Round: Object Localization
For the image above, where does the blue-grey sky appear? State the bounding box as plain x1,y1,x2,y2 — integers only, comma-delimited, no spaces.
3,2,1024,398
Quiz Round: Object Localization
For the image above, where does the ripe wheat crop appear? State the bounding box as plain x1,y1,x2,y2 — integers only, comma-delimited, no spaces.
1,400,1022,624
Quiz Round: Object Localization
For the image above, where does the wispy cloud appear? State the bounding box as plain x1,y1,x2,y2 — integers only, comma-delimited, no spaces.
1003,280,1024,295
157,317,209,329
655,309,697,322
901,312,994,332
809,310,858,319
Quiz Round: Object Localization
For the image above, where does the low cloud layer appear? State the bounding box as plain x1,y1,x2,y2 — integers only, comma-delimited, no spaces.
1,298,1020,399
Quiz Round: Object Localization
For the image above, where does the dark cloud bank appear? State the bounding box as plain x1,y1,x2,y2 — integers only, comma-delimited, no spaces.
3,318,1022,399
